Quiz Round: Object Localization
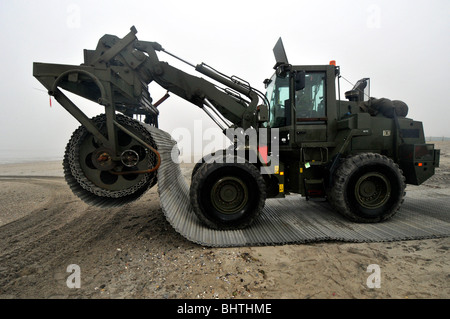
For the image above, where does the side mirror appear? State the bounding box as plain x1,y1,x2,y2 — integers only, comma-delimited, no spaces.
257,104,269,122
294,71,305,91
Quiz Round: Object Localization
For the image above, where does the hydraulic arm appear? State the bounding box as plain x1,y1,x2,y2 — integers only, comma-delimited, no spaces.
134,38,267,130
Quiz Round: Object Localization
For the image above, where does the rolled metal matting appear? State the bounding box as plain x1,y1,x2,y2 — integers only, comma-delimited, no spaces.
145,124,450,247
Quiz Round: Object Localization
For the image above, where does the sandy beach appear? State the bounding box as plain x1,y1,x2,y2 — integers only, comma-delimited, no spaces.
0,142,448,299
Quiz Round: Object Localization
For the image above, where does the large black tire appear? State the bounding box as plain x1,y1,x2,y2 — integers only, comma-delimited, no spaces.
328,153,406,223
190,148,235,180
191,160,204,181
190,160,266,230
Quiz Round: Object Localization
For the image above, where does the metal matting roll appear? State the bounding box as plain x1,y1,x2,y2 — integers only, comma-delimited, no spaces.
144,124,450,247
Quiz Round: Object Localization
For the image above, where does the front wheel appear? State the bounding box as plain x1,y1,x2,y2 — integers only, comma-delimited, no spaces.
190,160,266,230
328,153,406,223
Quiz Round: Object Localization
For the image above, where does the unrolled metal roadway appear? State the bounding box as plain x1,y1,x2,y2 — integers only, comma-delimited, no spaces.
146,125,450,247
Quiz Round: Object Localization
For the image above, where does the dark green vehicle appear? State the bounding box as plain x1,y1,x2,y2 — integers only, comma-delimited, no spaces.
261,40,440,225
33,27,440,231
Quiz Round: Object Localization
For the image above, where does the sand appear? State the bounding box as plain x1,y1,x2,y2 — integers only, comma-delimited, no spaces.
0,142,448,299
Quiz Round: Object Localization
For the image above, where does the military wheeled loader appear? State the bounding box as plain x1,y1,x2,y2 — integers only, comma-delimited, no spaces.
33,27,440,235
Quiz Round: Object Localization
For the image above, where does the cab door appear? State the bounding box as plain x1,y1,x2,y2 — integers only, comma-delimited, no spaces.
294,71,327,143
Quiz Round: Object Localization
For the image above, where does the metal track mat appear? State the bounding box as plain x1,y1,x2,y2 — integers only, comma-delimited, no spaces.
146,125,450,247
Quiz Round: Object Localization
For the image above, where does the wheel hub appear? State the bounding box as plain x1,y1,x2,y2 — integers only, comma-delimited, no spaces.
355,172,391,209
91,148,116,171
211,176,248,214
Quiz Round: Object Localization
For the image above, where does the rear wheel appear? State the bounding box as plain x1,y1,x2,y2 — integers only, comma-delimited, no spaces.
190,160,266,230
328,153,406,222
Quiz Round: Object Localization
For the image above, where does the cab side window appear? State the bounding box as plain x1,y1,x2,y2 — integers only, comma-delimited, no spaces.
295,72,326,119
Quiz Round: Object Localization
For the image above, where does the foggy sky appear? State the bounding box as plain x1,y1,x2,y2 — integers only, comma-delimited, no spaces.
0,0,449,160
